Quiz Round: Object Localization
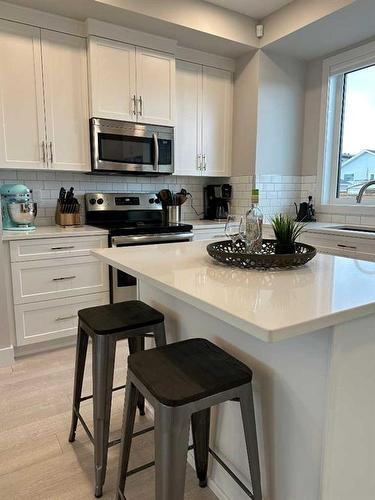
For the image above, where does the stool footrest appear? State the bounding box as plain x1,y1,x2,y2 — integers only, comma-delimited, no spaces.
108,426,155,448
126,445,194,478
208,447,254,499
80,384,126,403
73,406,154,448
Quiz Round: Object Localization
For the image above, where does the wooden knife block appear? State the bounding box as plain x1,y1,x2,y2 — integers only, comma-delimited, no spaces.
55,201,81,226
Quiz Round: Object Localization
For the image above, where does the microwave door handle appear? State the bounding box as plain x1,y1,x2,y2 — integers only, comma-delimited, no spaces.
153,133,159,171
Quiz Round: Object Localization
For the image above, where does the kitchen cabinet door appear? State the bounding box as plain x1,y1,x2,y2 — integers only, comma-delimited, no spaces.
136,47,175,126
202,66,232,177
0,20,46,170
89,36,137,121
42,30,90,171
175,60,202,176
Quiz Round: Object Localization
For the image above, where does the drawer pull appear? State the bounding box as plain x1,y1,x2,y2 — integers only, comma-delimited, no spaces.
337,244,357,250
50,246,75,250
52,275,77,281
55,314,76,321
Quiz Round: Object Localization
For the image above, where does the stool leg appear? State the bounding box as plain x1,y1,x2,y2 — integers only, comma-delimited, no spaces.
115,380,139,500
68,325,89,442
191,408,211,487
239,384,262,500
92,335,116,498
153,321,167,347
128,337,146,416
154,406,190,500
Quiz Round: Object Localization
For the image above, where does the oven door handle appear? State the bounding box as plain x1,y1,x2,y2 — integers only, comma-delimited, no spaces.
153,133,159,171
111,232,193,246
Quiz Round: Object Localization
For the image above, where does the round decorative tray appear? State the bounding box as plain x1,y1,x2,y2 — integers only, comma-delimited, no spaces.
206,239,317,269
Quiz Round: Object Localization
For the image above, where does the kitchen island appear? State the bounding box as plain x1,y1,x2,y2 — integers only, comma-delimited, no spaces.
92,241,375,500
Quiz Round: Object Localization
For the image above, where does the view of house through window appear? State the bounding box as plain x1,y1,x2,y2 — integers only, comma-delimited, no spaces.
337,64,375,201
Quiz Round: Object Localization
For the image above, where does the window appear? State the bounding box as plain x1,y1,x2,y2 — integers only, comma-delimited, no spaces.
320,42,375,207
343,173,354,182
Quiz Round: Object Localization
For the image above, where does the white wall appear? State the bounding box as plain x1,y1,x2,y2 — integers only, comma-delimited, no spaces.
231,51,260,177
256,50,306,176
301,58,323,176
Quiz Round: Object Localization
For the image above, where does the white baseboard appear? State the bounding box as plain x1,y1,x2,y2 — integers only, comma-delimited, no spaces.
14,336,77,358
0,345,14,367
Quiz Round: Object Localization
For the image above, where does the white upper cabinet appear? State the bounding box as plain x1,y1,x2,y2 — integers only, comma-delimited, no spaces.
89,37,175,126
175,61,233,177
0,20,46,170
42,31,90,171
89,37,136,121
202,66,232,177
175,60,202,176
0,20,90,171
136,47,175,126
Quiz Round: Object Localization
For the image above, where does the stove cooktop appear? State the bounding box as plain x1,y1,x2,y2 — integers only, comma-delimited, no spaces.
90,222,193,237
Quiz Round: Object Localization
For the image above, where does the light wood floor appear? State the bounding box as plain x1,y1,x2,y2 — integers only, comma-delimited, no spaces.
0,342,218,499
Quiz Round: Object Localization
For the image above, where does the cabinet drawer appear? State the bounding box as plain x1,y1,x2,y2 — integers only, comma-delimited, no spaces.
10,235,108,262
14,292,109,346
12,256,109,304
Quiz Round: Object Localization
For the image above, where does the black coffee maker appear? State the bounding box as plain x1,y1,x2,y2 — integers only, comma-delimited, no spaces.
204,184,232,220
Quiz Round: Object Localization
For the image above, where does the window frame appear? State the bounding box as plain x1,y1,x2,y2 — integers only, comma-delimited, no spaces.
317,40,375,215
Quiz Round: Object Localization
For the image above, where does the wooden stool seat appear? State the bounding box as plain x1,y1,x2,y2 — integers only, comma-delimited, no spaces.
78,300,164,335
129,338,252,407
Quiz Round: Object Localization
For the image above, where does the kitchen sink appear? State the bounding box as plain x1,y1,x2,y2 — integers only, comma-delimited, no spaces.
332,225,375,234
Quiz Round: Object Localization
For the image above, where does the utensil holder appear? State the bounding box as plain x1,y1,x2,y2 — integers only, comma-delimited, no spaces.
167,205,181,223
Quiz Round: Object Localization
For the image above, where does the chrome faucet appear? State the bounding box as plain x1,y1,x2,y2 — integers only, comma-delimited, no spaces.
356,180,375,203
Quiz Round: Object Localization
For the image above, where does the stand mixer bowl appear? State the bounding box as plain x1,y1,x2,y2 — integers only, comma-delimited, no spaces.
8,202,37,226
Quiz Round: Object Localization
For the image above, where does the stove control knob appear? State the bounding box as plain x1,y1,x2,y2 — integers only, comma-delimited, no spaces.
154,198,160,204
149,198,155,204
97,198,104,205
89,198,96,205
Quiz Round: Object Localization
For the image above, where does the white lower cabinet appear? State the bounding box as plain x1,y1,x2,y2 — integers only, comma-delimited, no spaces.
9,234,109,347
14,293,108,346
12,256,108,304
300,232,375,262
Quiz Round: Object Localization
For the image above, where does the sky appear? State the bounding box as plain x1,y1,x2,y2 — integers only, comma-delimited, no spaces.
341,64,375,155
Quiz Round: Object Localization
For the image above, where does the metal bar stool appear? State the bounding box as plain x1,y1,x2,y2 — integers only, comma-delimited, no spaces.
68,300,166,498
115,338,262,500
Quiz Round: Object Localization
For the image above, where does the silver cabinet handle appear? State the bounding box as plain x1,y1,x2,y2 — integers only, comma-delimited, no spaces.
337,243,357,250
49,141,54,164
51,246,75,250
132,94,137,116
52,275,76,281
55,314,76,321
202,154,207,171
153,133,159,171
138,96,143,117
41,141,46,163
197,154,202,171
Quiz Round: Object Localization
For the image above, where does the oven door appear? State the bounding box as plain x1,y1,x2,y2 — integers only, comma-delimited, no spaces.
110,232,193,303
90,118,174,174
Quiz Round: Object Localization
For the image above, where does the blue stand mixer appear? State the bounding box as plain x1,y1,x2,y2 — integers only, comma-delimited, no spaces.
0,184,37,231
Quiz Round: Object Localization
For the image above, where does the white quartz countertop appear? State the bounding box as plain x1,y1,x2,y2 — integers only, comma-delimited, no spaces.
92,240,375,342
1,224,108,241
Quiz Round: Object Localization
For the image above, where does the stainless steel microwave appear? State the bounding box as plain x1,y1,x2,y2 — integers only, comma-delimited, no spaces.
90,118,174,174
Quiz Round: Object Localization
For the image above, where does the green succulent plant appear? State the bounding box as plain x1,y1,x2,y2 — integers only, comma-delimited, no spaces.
271,214,307,253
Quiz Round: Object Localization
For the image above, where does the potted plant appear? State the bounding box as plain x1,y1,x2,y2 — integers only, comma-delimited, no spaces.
271,214,307,254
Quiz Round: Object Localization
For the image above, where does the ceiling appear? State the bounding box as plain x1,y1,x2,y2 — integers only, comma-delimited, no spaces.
203,0,294,19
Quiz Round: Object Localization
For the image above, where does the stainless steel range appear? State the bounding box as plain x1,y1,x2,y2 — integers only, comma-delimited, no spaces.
85,192,193,302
